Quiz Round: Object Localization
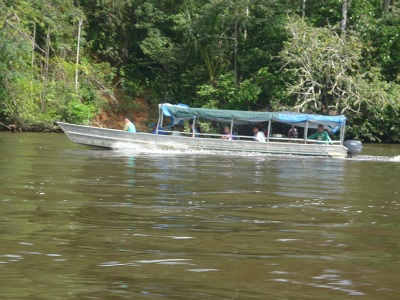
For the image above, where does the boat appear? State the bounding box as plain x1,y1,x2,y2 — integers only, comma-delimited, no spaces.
58,103,362,158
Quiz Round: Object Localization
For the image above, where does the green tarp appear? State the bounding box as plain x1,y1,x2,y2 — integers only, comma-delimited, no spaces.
163,105,280,123
161,104,346,130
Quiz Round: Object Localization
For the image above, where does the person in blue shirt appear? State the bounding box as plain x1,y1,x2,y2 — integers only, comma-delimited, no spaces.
123,116,136,133
308,124,331,144
220,126,238,140
221,126,233,140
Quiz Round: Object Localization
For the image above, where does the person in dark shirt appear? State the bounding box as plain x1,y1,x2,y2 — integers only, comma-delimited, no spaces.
189,123,201,138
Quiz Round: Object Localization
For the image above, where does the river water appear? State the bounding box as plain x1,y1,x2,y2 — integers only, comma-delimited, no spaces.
0,132,399,300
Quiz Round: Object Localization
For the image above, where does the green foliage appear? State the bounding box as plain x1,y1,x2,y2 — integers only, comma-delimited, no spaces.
256,67,288,110
346,101,400,143
196,71,261,110
353,6,400,82
139,28,177,72
277,14,400,141
0,23,35,126
302,0,343,27
61,100,96,125
0,0,399,142
0,1,116,129
279,16,365,114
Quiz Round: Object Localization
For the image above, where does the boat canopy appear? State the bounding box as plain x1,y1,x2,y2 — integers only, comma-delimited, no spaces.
160,104,346,131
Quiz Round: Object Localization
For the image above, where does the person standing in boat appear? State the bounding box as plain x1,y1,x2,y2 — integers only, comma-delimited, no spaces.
253,125,266,142
123,116,136,133
307,124,331,144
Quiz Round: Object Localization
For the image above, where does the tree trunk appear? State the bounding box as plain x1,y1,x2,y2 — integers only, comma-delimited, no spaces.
75,19,83,93
31,23,36,101
244,2,249,39
383,0,390,12
31,23,35,71
302,0,306,19
43,27,50,113
234,18,238,86
233,0,238,86
341,0,351,35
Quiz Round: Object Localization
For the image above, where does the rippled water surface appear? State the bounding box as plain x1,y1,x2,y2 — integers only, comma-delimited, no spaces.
0,132,399,299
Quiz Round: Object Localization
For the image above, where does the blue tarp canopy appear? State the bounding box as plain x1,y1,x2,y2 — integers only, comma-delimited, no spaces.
160,104,346,132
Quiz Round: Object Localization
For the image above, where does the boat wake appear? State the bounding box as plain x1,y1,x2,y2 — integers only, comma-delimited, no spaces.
349,155,400,163
113,143,267,157
114,146,400,162
70,142,400,162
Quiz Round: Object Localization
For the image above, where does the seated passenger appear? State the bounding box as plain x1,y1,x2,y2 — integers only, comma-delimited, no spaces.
288,125,298,139
221,126,238,140
221,126,233,140
189,122,201,138
307,124,332,144
253,125,266,142
150,123,168,135
171,124,184,136
123,116,136,133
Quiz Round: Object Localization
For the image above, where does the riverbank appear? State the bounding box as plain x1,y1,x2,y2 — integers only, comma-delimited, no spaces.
0,97,155,133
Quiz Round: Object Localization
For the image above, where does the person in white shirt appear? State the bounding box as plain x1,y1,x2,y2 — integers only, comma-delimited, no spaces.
253,125,266,142
288,125,298,139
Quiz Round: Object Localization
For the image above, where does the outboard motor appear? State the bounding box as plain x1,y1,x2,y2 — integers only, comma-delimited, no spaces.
344,140,363,158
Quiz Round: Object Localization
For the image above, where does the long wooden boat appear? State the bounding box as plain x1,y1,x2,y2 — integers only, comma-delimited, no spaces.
58,104,361,158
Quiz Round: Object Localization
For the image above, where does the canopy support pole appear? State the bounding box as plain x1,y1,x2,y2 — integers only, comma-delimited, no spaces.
230,119,234,137
192,117,197,138
156,106,164,135
304,120,309,144
340,124,345,145
267,120,271,142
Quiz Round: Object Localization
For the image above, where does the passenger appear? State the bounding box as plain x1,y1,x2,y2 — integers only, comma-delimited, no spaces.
288,125,298,139
196,124,203,135
253,125,266,142
221,126,233,140
232,131,239,140
150,123,168,135
123,116,136,133
171,124,184,136
189,122,201,138
307,124,332,144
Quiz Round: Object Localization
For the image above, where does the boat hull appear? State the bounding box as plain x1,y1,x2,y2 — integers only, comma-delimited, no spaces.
57,122,348,158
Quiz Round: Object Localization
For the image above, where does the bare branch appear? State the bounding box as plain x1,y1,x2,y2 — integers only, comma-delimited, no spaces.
5,20,46,54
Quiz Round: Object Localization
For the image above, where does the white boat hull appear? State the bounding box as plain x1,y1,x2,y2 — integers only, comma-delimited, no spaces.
58,122,348,158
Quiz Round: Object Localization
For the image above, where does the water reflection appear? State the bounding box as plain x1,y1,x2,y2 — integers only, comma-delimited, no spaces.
126,155,136,191
270,268,366,296
273,157,345,199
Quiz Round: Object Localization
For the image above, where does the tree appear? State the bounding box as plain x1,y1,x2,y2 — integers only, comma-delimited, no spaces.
0,0,114,128
351,0,400,82
279,15,400,142
279,16,366,114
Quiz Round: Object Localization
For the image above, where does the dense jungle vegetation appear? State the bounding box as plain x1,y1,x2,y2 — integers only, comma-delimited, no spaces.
0,0,399,142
